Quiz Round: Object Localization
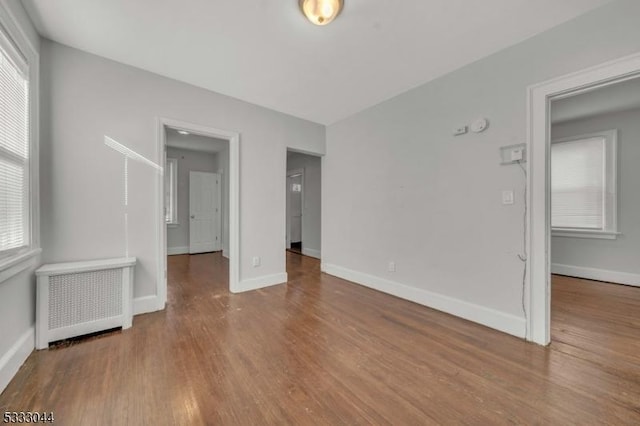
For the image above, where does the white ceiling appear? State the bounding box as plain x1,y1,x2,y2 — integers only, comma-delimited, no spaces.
551,76,640,124
166,128,227,154
22,0,613,125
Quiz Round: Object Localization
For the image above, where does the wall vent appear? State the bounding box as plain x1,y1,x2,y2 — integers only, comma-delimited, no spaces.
36,257,136,349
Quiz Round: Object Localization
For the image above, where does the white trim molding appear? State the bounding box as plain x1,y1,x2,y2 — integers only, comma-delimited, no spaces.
35,257,136,276
301,248,321,259
0,327,34,394
236,272,288,293
528,52,640,345
552,264,640,287
133,295,162,315
322,263,526,339
552,229,620,240
167,246,189,256
0,248,40,284
157,118,240,303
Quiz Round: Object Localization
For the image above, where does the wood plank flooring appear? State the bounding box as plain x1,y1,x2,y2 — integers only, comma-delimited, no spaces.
1,253,639,424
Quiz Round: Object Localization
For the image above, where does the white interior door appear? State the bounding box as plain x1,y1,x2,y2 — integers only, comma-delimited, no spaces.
189,171,220,254
288,174,303,244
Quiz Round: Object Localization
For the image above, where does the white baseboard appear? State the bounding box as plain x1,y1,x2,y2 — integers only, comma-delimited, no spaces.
133,295,163,315
552,263,640,287
233,272,288,293
321,263,525,339
0,327,34,394
301,248,321,259
167,246,189,256
222,249,229,259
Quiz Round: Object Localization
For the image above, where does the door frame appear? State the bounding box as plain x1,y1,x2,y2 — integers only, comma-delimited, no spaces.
527,52,640,345
156,117,240,306
286,168,305,249
189,171,222,254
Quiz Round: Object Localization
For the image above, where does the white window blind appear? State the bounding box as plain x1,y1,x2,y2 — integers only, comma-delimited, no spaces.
165,158,177,224
0,39,29,254
551,137,605,229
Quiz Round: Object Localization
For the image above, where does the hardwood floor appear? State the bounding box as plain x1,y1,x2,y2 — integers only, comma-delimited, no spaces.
1,253,639,424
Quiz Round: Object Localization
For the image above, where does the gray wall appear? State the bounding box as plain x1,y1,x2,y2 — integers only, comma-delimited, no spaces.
0,0,41,391
287,152,321,257
40,39,326,299
551,107,640,275
166,147,219,253
323,0,640,332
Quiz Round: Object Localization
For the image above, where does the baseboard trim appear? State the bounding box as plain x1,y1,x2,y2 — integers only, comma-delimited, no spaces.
321,263,525,339
133,295,162,315
233,272,288,293
222,249,229,259
301,248,321,259
167,246,189,256
551,263,640,287
0,327,34,394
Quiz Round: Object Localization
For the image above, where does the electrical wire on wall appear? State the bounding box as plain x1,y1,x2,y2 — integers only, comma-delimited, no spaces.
517,160,528,340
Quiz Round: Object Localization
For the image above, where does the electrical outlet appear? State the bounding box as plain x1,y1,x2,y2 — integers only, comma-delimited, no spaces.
252,256,261,267
388,261,396,272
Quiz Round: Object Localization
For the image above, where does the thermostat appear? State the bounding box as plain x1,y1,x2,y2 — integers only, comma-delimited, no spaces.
471,118,489,133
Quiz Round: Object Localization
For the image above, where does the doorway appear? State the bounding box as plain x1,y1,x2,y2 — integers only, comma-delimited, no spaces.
546,74,640,361
157,118,240,306
287,170,303,254
527,53,640,345
286,150,322,259
164,134,225,256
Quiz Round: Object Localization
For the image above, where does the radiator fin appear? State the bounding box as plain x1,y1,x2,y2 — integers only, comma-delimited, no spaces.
48,269,123,330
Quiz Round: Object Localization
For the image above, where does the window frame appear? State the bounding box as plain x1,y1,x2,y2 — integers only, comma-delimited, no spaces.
0,31,30,259
551,129,619,240
165,158,178,226
0,7,41,282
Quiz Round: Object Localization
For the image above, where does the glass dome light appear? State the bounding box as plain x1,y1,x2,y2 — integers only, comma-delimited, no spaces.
299,0,344,26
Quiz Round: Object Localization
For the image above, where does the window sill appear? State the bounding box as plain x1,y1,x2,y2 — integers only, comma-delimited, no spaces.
552,229,620,240
0,247,42,284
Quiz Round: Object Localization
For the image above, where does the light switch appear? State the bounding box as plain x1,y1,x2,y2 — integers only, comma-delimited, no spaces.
502,190,514,205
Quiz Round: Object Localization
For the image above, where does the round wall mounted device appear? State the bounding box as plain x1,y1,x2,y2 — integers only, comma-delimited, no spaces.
470,118,489,133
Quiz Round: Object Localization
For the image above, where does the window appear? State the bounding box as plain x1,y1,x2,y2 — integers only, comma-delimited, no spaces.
551,129,618,239
0,31,30,258
165,158,178,225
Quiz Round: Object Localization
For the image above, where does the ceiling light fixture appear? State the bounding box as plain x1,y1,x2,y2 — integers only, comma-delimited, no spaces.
299,0,343,26
177,130,190,135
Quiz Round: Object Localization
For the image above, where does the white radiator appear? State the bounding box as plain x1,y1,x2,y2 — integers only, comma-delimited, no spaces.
35,257,136,349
